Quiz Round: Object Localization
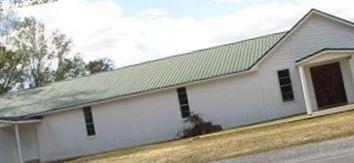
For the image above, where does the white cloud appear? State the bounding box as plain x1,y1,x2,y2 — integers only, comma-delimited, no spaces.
15,0,354,68
140,8,168,18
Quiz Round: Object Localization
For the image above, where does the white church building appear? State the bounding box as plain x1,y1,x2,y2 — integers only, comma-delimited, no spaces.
2,9,354,162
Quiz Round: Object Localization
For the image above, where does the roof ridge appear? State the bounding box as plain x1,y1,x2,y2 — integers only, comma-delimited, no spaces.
2,31,286,96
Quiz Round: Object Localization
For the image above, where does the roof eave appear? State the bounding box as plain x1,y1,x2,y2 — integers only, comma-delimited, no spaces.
295,48,354,66
0,69,259,120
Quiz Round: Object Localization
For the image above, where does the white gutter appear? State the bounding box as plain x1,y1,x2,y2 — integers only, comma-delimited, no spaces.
0,120,42,129
0,119,42,124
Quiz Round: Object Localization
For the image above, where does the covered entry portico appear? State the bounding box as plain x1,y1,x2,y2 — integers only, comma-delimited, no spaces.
297,48,354,114
0,120,41,163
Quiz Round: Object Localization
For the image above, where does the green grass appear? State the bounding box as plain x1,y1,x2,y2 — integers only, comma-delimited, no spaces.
67,110,354,163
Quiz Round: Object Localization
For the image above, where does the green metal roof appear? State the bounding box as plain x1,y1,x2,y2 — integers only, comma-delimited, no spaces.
0,32,286,120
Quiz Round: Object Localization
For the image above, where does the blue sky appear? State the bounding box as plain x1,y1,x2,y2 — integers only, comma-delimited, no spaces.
112,0,300,18
15,0,354,67
112,0,242,18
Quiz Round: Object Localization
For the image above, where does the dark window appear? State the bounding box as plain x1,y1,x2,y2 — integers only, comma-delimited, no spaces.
83,106,96,136
177,87,191,118
277,69,295,102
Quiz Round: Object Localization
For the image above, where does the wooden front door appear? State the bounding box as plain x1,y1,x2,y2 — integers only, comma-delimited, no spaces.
310,62,348,109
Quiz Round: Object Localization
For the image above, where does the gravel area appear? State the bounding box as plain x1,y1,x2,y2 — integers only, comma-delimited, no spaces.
219,135,354,163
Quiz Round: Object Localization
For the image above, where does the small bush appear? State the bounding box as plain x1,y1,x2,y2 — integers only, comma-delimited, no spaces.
177,113,222,138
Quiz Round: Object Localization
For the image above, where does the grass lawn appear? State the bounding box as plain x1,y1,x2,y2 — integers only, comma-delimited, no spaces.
67,110,354,163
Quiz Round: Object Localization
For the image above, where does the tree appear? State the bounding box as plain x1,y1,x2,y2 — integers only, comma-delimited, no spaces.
55,55,86,81
86,58,114,74
8,17,74,87
1,0,59,13
0,11,20,36
0,46,24,94
2,17,116,93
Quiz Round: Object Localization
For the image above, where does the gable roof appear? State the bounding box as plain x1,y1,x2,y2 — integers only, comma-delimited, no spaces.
2,9,353,121
0,32,285,120
252,9,354,69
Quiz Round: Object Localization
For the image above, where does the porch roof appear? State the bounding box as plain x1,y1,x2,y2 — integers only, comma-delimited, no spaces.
296,48,354,66
0,119,42,128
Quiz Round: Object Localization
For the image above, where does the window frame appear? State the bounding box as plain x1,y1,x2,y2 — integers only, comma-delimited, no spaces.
277,69,295,102
177,87,191,118
83,106,96,137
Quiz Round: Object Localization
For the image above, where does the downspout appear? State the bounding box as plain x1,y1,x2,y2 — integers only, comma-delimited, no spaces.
14,123,24,163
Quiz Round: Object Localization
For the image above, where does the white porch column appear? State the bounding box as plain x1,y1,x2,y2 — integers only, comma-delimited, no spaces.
299,66,313,114
349,56,354,85
14,123,24,163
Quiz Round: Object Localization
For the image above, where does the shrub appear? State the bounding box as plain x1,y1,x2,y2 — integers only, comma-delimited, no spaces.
177,113,222,138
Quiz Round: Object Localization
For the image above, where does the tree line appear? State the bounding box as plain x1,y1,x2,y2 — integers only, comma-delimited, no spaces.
0,13,115,94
